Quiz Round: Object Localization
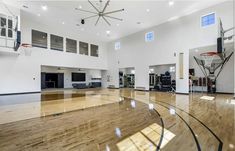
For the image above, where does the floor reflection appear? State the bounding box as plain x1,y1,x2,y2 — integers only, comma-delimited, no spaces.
117,123,175,151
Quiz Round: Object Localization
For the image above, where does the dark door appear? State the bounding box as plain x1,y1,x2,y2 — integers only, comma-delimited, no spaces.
57,73,64,88
41,72,46,89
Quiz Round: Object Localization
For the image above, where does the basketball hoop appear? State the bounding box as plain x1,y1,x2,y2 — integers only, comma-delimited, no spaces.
21,43,32,56
199,51,221,69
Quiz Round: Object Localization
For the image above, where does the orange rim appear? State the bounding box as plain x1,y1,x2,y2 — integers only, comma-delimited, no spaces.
200,52,218,56
21,43,31,47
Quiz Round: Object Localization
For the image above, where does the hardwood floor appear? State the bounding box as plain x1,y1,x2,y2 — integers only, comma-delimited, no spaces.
0,88,234,151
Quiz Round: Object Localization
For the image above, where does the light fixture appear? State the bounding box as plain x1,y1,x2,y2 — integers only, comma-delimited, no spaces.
79,5,82,9
168,0,174,6
106,30,111,34
168,16,179,21
146,9,150,12
75,0,124,26
62,22,65,25
116,24,119,26
37,13,41,17
41,5,48,11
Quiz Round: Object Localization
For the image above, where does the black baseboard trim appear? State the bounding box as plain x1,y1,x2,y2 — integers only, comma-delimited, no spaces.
134,89,149,92
216,92,234,95
176,92,189,95
189,91,234,95
0,91,41,96
107,87,119,89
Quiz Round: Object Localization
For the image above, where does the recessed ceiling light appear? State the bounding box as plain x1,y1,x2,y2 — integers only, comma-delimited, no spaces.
37,13,41,17
41,5,48,11
106,30,111,34
79,5,82,9
116,24,119,26
169,0,174,6
62,22,65,25
168,16,179,21
146,9,150,12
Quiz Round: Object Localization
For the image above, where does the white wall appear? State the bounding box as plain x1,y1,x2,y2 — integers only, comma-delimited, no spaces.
106,1,234,93
0,7,108,94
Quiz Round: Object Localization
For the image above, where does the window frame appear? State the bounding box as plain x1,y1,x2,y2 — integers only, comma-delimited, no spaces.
66,38,77,53
90,44,99,57
79,41,89,56
145,31,154,42
201,12,216,28
31,29,48,49
0,14,14,39
50,34,64,51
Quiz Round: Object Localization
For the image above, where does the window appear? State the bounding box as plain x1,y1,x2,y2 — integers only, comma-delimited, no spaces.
169,66,175,72
0,16,6,37
90,44,99,57
201,13,215,27
7,18,13,38
66,38,77,53
145,31,154,42
50,34,63,51
79,41,88,55
32,30,48,48
115,42,121,50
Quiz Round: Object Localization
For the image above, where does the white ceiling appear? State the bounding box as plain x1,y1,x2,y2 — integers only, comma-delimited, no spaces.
4,0,228,42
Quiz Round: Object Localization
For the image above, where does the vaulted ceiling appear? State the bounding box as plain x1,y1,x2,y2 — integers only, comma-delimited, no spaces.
4,0,227,42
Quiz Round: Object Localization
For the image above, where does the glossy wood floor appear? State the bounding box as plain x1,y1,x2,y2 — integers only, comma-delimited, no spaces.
0,88,234,151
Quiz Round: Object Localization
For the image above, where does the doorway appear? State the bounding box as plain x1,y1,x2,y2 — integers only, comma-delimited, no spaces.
149,64,176,91
41,73,64,89
119,67,135,88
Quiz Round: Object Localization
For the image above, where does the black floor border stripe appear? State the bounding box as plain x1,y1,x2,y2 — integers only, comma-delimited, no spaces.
123,96,201,151
155,100,223,151
152,109,165,151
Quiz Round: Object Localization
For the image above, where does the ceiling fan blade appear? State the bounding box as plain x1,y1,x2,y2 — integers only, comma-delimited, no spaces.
103,9,124,15
95,16,101,26
102,0,110,13
104,15,123,21
88,0,100,13
83,15,99,20
75,8,97,15
102,16,111,26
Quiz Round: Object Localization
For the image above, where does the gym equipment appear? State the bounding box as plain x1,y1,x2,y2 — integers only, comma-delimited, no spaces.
75,0,124,26
194,19,234,93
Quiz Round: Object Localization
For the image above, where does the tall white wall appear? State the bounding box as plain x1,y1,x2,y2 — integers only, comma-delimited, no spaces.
107,1,233,93
0,9,108,94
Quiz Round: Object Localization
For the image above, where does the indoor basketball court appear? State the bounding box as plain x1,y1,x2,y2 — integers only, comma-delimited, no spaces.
0,0,234,151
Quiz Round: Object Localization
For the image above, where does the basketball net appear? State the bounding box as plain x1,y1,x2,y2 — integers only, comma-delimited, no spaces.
20,43,32,56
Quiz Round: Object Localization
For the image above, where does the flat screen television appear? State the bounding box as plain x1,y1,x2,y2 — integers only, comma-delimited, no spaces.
72,73,86,82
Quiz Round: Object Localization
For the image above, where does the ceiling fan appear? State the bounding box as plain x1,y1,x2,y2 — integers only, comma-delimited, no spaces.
75,0,124,26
